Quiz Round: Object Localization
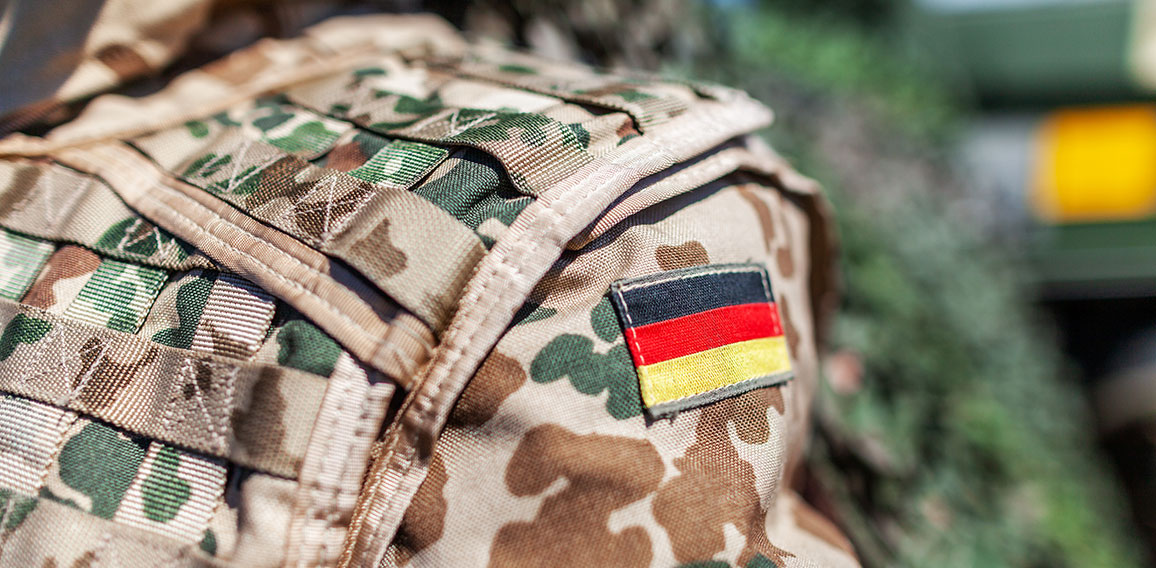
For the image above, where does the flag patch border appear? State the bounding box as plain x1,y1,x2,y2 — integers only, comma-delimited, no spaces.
610,262,793,418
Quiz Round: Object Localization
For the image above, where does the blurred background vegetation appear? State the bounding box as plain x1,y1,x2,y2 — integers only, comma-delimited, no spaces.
702,3,1145,566
425,0,1153,565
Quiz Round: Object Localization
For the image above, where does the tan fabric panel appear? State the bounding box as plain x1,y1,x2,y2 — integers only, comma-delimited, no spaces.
0,297,327,478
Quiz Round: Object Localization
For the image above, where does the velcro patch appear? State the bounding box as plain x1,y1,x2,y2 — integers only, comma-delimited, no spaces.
610,263,792,418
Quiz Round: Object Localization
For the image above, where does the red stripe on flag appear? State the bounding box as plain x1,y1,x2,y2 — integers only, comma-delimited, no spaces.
626,302,783,365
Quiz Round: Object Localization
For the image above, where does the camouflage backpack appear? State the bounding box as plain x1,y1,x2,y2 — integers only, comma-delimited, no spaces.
0,13,858,568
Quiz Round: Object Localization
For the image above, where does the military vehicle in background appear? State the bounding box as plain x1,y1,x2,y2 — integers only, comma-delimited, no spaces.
915,0,1156,556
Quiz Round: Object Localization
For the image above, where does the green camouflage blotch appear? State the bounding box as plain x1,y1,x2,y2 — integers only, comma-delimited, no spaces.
0,488,38,530
200,529,218,556
268,122,341,154
95,218,187,260
141,445,190,522
530,335,640,420
210,110,241,127
393,94,445,115
498,63,537,74
413,150,532,237
185,120,210,138
349,139,447,186
152,274,215,349
673,557,779,568
438,110,567,148
252,108,293,132
590,297,621,342
38,487,79,510
183,153,232,178
77,261,167,333
747,554,780,568
0,313,51,362
512,300,557,326
352,130,391,158
616,89,659,102
567,123,591,148
353,67,387,78
56,422,148,519
276,319,341,377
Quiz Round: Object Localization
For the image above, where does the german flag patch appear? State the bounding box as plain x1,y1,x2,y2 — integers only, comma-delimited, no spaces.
610,263,793,418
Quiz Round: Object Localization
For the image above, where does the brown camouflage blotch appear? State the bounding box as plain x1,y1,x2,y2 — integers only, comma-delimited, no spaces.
292,178,375,243
71,550,97,568
653,389,794,566
736,185,776,253
93,45,151,81
244,156,312,212
393,452,449,563
778,298,801,359
72,337,159,412
348,219,408,278
182,360,215,400
655,241,710,271
21,246,101,309
791,497,857,557
122,219,160,249
70,550,96,568
324,142,371,172
202,49,273,85
0,165,41,218
765,384,787,416
490,424,663,567
230,367,288,468
776,246,796,279
208,322,255,360
451,351,527,428
615,119,640,141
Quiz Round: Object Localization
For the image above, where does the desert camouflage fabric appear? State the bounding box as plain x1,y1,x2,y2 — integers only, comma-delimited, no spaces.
0,12,855,568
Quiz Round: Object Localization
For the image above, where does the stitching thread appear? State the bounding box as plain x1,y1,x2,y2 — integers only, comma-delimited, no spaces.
71,145,426,375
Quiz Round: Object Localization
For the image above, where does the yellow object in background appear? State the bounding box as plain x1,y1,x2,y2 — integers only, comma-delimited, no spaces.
1033,105,1156,223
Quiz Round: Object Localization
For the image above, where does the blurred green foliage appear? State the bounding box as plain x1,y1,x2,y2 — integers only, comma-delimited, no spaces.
678,2,1147,566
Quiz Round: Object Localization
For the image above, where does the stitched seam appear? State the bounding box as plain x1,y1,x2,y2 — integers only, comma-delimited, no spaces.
757,265,774,303
36,409,79,496
60,145,425,374
616,264,776,410
354,97,767,563
652,370,794,407
617,264,762,292
612,285,645,366
137,188,423,372
355,156,647,566
298,365,355,565
648,371,793,416
576,147,747,246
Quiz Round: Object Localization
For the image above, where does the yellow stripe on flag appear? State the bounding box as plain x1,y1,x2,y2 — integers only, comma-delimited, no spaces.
636,336,791,408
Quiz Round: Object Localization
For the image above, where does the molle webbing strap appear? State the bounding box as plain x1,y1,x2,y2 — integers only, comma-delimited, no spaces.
51,142,434,386
190,273,277,360
63,258,167,333
287,75,595,196
133,127,485,332
0,396,75,495
0,298,328,478
0,229,54,300
433,48,697,131
0,485,211,566
0,161,213,271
